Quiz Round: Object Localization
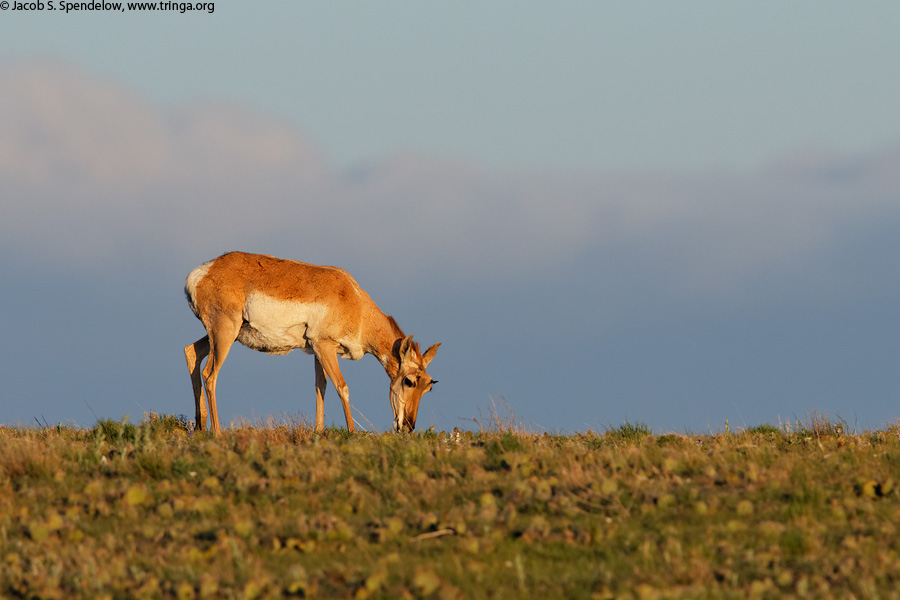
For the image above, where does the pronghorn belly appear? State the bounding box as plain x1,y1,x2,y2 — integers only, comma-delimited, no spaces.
237,293,327,355
236,324,299,355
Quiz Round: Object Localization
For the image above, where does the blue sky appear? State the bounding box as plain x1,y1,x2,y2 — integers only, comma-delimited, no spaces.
1,2,899,432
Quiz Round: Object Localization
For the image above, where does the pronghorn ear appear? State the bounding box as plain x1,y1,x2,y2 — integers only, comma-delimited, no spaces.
399,335,416,363
422,343,441,368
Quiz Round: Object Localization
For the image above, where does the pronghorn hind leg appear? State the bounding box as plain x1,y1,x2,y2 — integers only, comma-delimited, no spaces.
314,356,327,433
313,341,355,432
201,318,241,436
185,336,210,431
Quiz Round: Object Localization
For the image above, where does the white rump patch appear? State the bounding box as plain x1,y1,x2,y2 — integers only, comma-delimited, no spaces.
184,261,212,317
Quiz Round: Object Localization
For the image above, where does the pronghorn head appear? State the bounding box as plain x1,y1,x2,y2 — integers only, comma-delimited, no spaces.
389,335,440,432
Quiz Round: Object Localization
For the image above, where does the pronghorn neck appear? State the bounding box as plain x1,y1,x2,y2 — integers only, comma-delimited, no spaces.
372,314,406,379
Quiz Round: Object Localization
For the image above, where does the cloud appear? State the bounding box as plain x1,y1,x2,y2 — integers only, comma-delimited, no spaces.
0,61,326,265
2,61,899,312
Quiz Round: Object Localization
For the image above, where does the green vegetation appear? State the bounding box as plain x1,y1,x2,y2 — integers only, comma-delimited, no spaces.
2,414,900,599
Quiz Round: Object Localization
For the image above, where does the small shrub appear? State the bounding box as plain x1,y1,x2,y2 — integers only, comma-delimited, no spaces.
144,412,192,435
655,433,687,447
747,423,780,435
782,412,850,439
94,417,137,444
605,421,651,443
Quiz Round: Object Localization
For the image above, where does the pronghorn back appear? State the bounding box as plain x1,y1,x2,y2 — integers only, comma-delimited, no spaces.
185,252,376,357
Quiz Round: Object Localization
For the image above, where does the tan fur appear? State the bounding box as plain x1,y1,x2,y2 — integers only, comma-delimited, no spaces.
184,252,440,434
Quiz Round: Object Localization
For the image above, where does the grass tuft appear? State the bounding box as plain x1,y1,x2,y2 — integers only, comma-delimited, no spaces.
469,397,531,436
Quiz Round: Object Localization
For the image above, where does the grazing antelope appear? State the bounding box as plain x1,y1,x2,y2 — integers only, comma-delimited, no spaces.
184,252,440,435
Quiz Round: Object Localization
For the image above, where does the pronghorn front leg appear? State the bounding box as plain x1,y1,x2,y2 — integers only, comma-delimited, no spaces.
314,356,327,432
313,341,355,432
184,336,210,431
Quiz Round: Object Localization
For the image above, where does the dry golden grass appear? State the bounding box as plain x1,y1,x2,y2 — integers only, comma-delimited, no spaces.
1,414,900,598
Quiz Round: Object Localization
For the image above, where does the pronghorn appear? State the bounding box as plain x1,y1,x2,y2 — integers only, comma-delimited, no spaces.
184,252,440,435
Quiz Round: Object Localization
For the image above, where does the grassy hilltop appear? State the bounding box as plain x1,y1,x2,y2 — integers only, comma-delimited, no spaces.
1,414,900,599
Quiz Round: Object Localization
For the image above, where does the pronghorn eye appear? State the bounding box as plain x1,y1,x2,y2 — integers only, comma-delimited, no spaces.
403,376,416,388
